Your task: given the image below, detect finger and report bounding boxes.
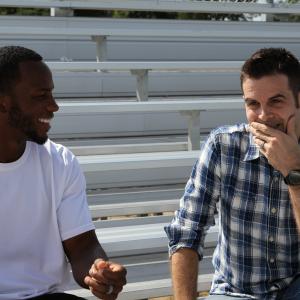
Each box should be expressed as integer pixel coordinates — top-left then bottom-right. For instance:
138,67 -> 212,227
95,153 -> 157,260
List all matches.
89,267 -> 110,285
294,108 -> 300,138
84,276 -> 108,293
286,114 -> 298,142
85,276 -> 116,299
250,122 -> 282,138
250,126 -> 270,144
102,266 -> 127,285
253,137 -> 266,149
94,259 -> 109,270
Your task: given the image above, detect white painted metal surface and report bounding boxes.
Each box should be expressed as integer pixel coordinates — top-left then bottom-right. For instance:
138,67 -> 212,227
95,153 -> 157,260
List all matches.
1,25 -> 300,40
47,60 -> 243,71
78,150 -> 199,172
47,61 -> 243,101
55,97 -> 244,150
57,98 -> 243,114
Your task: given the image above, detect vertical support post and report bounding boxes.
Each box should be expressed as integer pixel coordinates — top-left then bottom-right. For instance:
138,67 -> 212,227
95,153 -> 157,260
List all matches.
131,70 -> 149,101
180,111 -> 201,151
92,36 -> 107,62
50,8 -> 74,17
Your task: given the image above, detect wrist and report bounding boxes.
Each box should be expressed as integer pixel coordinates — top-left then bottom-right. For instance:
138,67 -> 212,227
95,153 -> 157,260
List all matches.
284,170 -> 300,186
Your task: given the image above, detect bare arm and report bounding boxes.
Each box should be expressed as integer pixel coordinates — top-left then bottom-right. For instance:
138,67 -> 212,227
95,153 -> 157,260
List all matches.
63,230 -> 126,299
63,230 -> 108,288
171,248 -> 199,300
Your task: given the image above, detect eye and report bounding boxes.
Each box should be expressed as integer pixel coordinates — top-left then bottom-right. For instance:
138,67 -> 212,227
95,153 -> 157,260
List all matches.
271,98 -> 283,105
245,100 -> 259,108
33,94 -> 47,101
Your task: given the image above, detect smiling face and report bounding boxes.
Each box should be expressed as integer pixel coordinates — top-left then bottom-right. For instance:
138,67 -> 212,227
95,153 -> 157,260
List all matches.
6,60 -> 59,144
243,73 -> 300,133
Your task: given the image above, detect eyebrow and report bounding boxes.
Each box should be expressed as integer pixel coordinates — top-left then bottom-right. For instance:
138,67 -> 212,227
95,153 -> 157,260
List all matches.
244,98 -> 256,103
244,93 -> 286,103
269,93 -> 286,100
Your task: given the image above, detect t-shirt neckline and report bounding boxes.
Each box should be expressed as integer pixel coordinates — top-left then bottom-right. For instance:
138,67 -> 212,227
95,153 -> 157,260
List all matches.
0,141 -> 31,171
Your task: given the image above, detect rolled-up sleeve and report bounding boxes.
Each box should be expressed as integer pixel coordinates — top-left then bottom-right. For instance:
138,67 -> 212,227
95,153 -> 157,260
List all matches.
164,131 -> 221,260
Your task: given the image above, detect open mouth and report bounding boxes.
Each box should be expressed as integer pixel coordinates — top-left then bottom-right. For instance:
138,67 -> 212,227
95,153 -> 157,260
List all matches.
38,118 -> 52,133
38,118 -> 51,124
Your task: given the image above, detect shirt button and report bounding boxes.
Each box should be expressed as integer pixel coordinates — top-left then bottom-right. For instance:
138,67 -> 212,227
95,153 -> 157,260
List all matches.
270,258 -> 275,263
271,207 -> 277,214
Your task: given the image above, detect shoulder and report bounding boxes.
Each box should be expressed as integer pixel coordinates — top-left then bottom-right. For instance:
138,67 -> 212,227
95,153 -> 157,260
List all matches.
204,123 -> 250,155
209,123 -> 249,143
29,139 -> 77,168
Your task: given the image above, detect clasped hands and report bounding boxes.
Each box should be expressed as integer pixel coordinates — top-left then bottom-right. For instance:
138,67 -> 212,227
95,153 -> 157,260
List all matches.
84,259 -> 127,300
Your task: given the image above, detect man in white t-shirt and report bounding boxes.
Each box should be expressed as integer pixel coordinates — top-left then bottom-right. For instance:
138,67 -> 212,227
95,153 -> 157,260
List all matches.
0,46 -> 126,300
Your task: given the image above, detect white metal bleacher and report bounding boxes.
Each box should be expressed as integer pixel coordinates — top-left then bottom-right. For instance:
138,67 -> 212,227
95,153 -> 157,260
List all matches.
1,20 -> 300,63
65,185 -> 219,300
55,96 -> 243,151
47,60 -> 243,101
2,1 -> 296,298
47,60 -> 245,145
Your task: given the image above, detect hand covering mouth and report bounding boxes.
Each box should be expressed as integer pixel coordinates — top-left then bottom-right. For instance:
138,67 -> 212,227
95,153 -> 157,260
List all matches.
257,119 -> 285,132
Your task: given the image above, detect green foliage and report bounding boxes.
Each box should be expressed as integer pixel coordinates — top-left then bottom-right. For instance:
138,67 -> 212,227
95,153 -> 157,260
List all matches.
287,0 -> 300,21
0,1 -> 299,22
0,7 -> 49,16
75,9 -> 245,21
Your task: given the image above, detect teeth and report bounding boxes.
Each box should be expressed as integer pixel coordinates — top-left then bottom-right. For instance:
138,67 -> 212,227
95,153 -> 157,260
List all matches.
39,118 -> 51,124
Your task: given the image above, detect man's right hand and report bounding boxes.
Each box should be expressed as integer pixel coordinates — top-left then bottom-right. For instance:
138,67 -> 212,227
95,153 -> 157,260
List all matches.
84,259 -> 127,300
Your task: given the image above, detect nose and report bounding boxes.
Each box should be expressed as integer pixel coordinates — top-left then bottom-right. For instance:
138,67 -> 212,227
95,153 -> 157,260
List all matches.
257,105 -> 272,121
46,95 -> 59,112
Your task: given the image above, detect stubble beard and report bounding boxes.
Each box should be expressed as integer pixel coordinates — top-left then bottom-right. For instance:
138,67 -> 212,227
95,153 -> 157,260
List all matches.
8,104 -> 48,145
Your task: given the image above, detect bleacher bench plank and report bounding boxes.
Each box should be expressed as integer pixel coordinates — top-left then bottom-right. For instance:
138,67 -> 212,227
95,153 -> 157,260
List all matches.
54,98 -> 244,150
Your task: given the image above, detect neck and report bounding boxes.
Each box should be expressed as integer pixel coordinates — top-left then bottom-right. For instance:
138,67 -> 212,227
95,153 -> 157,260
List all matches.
0,137 -> 27,163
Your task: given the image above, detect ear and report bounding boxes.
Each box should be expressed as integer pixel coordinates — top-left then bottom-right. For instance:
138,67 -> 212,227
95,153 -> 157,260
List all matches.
0,95 -> 10,113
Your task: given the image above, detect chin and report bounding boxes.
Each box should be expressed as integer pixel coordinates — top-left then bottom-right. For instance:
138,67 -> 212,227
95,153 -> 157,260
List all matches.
28,134 -> 48,145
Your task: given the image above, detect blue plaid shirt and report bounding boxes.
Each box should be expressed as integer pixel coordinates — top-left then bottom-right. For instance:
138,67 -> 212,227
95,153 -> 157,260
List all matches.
165,123 -> 300,299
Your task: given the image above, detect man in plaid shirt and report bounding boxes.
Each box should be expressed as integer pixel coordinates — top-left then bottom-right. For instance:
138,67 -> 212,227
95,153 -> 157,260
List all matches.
165,48 -> 300,300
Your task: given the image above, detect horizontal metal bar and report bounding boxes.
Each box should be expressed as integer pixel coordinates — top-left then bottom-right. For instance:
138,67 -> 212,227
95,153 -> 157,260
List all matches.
0,25 -> 300,40
56,98 -> 244,114
46,61 -> 243,71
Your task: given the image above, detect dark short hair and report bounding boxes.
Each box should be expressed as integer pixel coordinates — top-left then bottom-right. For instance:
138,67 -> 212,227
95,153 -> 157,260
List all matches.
240,48 -> 300,102
0,45 -> 42,95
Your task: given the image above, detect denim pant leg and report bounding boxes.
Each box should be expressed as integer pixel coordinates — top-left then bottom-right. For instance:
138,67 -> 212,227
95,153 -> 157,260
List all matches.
277,275 -> 300,300
203,295 -> 253,299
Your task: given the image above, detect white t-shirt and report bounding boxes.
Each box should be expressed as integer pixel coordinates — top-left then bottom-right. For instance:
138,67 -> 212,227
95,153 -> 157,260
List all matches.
0,140 -> 95,299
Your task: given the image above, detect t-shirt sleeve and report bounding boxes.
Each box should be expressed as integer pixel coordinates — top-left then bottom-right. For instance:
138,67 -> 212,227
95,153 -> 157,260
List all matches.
56,151 -> 95,241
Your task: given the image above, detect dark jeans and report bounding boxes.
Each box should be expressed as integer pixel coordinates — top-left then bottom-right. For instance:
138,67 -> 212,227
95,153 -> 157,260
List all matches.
205,275 -> 300,299
29,293 -> 86,300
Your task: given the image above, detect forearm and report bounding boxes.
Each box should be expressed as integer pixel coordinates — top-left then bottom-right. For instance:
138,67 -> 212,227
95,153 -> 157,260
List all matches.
63,230 -> 108,288
71,244 -> 108,288
171,248 -> 199,300
288,186 -> 300,232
